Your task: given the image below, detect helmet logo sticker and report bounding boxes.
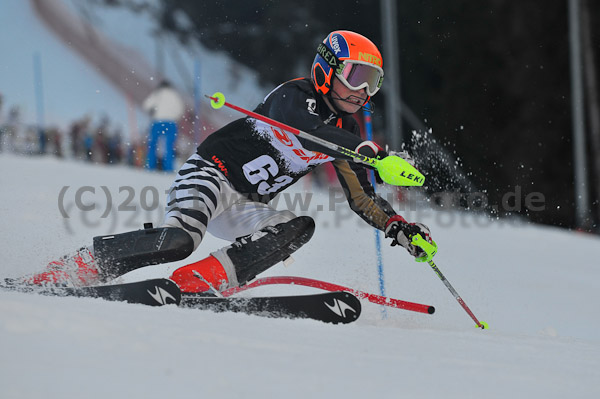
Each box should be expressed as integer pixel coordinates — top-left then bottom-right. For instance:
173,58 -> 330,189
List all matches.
358,52 -> 383,67
331,34 -> 342,54
329,33 -> 349,58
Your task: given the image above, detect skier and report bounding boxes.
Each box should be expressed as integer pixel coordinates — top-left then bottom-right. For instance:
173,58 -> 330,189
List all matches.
14,30 -> 434,292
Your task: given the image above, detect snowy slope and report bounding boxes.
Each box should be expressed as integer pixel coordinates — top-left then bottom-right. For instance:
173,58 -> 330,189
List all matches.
1,153 -> 599,399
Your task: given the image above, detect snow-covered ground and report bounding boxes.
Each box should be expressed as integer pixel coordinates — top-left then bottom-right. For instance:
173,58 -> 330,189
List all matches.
1,153 -> 599,398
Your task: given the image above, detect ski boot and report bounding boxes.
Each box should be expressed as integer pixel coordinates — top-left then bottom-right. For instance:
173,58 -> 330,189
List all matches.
10,247 -> 100,288
171,216 -> 315,293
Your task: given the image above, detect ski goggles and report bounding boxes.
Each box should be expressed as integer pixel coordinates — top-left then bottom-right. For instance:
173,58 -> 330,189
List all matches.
336,61 -> 384,96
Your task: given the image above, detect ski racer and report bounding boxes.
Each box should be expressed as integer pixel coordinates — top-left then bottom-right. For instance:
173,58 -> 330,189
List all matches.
14,30 -> 434,292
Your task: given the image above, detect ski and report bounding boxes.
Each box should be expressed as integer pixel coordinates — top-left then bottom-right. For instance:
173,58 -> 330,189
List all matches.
2,274 -> 431,323
180,291 -> 361,324
1,278 -> 181,306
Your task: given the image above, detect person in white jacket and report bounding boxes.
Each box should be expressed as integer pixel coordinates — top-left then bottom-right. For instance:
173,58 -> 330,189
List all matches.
142,80 -> 185,171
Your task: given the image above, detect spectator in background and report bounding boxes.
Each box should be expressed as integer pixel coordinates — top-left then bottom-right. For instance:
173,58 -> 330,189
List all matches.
46,126 -> 63,157
0,94 -> 4,152
107,125 -> 123,164
84,129 -> 94,162
38,125 -> 47,155
69,115 -> 91,159
142,80 -> 185,171
92,115 -> 110,163
127,139 -> 146,168
3,106 -> 21,153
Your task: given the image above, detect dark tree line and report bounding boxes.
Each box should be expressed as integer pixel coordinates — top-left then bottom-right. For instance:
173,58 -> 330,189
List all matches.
91,0 -> 600,231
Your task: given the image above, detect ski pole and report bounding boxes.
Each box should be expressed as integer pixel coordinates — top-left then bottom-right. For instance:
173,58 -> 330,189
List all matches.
412,234 -> 489,329
206,92 -> 424,187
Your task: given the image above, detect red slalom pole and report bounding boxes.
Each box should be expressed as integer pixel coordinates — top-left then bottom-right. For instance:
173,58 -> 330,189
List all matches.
205,93 -> 378,167
207,94 -> 302,135
221,276 -> 435,315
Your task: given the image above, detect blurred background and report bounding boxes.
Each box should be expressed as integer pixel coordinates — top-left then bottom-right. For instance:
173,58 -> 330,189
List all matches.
1,0 -> 599,233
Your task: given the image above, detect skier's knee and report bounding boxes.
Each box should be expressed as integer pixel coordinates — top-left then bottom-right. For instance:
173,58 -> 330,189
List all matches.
163,217 -> 203,250
259,209 -> 297,228
214,216 -> 315,285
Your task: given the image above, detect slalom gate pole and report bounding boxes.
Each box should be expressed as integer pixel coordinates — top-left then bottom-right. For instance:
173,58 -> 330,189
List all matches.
412,235 -> 488,329
221,276 -> 435,314
206,93 -> 375,164
205,92 -> 425,188
363,103 -> 387,319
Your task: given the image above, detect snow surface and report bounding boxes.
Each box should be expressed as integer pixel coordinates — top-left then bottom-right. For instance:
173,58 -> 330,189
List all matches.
1,153 -> 600,399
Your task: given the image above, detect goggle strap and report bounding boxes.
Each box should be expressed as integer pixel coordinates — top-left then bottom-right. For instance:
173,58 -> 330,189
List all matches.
316,43 -> 344,75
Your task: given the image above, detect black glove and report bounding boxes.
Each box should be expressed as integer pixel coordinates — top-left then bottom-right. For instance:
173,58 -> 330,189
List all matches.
384,215 -> 433,258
